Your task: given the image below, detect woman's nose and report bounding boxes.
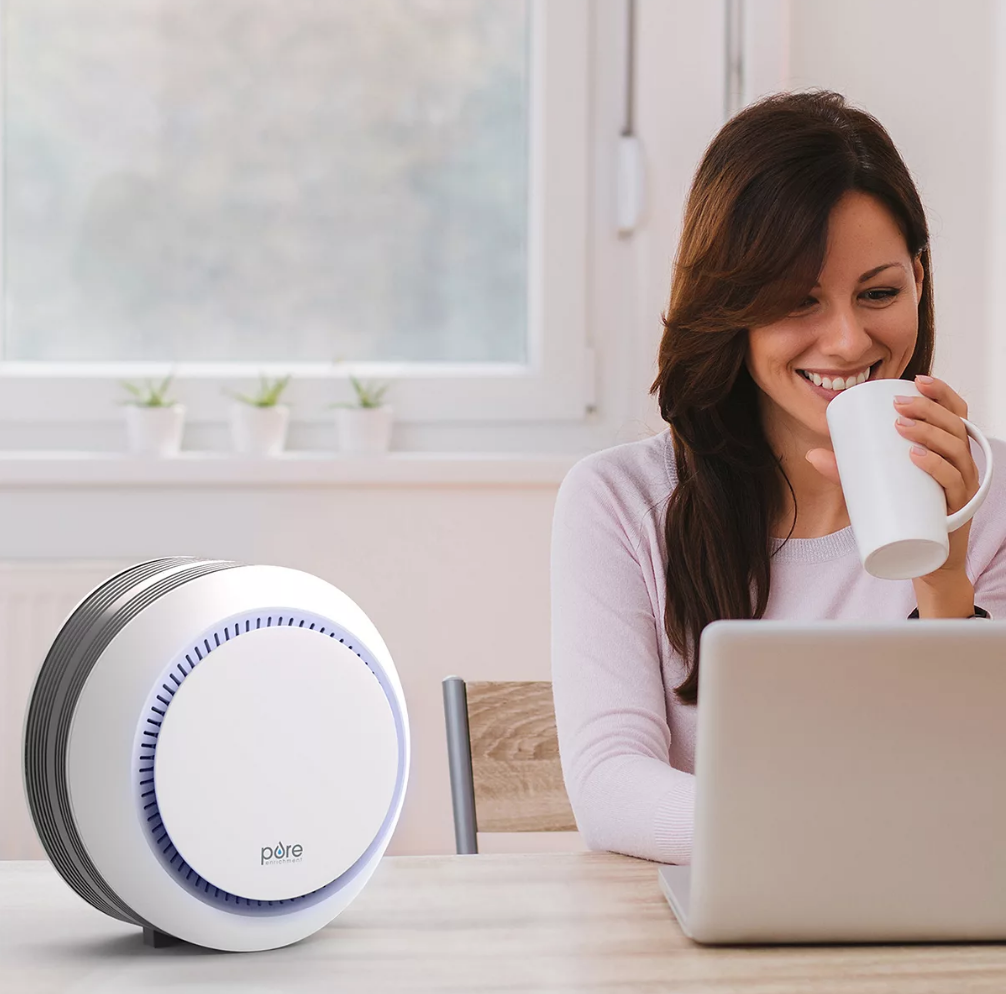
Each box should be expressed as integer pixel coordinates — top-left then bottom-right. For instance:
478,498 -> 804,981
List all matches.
819,304 -> 872,353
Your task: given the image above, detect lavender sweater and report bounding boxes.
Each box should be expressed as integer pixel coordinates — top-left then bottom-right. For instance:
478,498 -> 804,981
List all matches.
550,427 -> 1006,865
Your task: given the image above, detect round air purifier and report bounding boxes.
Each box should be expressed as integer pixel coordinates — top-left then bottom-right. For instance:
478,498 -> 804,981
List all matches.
21,558 -> 409,952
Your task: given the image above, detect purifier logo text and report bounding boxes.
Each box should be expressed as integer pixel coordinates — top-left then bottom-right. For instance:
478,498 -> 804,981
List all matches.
260,842 -> 304,866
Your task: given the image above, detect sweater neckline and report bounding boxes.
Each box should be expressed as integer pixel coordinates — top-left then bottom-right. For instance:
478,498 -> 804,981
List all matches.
660,427 -> 860,565
769,526 -> 858,563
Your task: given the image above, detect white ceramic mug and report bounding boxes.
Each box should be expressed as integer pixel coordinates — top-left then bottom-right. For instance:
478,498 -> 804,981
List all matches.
825,378 -> 994,580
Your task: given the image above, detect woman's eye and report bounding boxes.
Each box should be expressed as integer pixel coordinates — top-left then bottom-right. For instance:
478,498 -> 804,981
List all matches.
792,288 -> 900,313
863,288 -> 900,302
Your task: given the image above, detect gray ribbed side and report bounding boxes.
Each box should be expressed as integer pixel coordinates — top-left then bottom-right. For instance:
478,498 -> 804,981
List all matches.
23,557 -> 243,925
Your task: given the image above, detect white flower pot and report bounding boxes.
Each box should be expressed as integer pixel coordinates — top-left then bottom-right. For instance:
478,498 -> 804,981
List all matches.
125,404 -> 186,457
335,405 -> 394,454
229,402 -> 290,456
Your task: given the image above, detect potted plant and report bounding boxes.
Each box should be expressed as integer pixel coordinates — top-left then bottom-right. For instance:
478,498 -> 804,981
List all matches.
331,374 -> 394,453
119,373 -> 185,456
225,374 -> 292,456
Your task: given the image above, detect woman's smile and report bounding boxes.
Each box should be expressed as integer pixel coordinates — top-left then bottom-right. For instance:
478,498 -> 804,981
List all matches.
795,359 -> 883,400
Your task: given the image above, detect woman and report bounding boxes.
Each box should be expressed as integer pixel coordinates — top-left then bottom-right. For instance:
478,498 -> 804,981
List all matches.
550,89 -> 1006,865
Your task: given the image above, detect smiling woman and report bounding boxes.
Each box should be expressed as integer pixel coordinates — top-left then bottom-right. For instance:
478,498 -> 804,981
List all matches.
550,88 -> 1006,867
746,187 -> 928,533
649,89 -> 935,694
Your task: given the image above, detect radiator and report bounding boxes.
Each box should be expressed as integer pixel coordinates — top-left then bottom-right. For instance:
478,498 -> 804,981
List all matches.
0,561 -> 133,859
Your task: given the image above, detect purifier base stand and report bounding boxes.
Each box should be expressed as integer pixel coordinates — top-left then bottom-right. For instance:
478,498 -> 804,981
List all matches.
142,926 -> 182,948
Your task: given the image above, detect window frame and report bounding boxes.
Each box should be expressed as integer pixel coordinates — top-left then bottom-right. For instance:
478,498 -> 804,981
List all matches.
0,0 -> 593,426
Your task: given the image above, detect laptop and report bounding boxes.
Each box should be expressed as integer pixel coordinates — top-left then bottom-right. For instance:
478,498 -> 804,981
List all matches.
658,619 -> 1006,944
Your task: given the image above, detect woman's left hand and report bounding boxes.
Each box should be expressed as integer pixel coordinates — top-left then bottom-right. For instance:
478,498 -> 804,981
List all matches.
893,374 -> 979,583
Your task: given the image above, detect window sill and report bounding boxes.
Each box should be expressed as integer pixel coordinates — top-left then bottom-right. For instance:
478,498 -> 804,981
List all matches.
0,450 -> 582,488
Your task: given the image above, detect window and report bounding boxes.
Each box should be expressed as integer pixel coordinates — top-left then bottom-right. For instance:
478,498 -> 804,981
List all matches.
0,0 -> 592,426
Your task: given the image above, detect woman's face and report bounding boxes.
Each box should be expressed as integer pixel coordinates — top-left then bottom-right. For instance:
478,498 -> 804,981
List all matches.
745,189 -> 925,448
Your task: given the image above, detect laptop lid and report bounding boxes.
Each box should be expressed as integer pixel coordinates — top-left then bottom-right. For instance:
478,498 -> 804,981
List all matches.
685,619 -> 1006,944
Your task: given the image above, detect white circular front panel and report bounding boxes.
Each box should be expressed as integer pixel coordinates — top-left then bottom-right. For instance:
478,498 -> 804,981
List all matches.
154,625 -> 398,901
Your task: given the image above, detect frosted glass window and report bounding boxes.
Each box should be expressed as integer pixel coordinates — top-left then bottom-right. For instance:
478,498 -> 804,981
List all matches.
2,0 -> 529,363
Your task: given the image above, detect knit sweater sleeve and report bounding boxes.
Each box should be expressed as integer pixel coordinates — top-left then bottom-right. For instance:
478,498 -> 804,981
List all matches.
970,440 -> 1006,621
550,456 -> 696,865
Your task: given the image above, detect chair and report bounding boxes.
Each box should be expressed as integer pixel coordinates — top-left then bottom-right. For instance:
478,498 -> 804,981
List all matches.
441,676 -> 577,854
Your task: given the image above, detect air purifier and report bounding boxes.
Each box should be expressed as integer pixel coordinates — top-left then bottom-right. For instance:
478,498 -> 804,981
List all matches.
21,558 -> 410,952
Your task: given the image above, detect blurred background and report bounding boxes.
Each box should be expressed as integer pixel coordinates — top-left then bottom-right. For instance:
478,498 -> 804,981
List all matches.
1,0 -> 1002,858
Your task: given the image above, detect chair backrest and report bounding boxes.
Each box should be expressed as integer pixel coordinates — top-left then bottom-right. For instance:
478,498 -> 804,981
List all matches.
442,677 -> 577,854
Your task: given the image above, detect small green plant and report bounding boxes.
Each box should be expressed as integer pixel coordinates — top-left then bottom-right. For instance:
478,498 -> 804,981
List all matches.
328,357 -> 391,409
226,374 -> 292,407
331,375 -> 391,409
119,373 -> 176,407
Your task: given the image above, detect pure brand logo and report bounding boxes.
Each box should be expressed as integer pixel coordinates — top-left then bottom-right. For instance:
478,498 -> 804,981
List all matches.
261,842 -> 304,866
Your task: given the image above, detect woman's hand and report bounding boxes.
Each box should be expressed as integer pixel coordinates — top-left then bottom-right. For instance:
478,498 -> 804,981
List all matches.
804,374 -> 979,583
891,374 -> 979,582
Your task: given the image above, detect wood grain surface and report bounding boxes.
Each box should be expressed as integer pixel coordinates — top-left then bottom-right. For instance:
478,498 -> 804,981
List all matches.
465,681 -> 577,833
5,853 -> 1006,993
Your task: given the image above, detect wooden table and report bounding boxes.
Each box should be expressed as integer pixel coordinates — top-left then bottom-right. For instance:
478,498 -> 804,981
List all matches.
5,852 -> 1006,993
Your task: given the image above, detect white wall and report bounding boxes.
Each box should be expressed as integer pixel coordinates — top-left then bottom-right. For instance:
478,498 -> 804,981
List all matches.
989,0 -> 1006,438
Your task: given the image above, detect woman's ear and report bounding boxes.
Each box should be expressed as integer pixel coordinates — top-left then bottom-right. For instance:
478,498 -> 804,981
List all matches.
913,251 -> 925,296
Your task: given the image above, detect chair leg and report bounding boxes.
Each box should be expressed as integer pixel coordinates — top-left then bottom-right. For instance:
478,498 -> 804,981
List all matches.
442,676 -> 478,854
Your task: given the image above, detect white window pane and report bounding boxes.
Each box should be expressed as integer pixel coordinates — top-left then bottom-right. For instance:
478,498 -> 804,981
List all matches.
3,0 -> 529,363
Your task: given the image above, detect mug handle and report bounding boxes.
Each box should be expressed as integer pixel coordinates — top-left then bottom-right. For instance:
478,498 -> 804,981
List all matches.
945,419 -> 994,532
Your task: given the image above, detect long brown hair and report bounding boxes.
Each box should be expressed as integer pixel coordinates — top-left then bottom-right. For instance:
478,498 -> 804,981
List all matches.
650,88 -> 935,705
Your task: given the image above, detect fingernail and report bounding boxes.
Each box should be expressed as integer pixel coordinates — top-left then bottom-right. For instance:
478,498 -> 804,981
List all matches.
916,374 -> 934,384
911,444 -> 928,455
894,395 -> 913,404
896,415 -> 916,426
